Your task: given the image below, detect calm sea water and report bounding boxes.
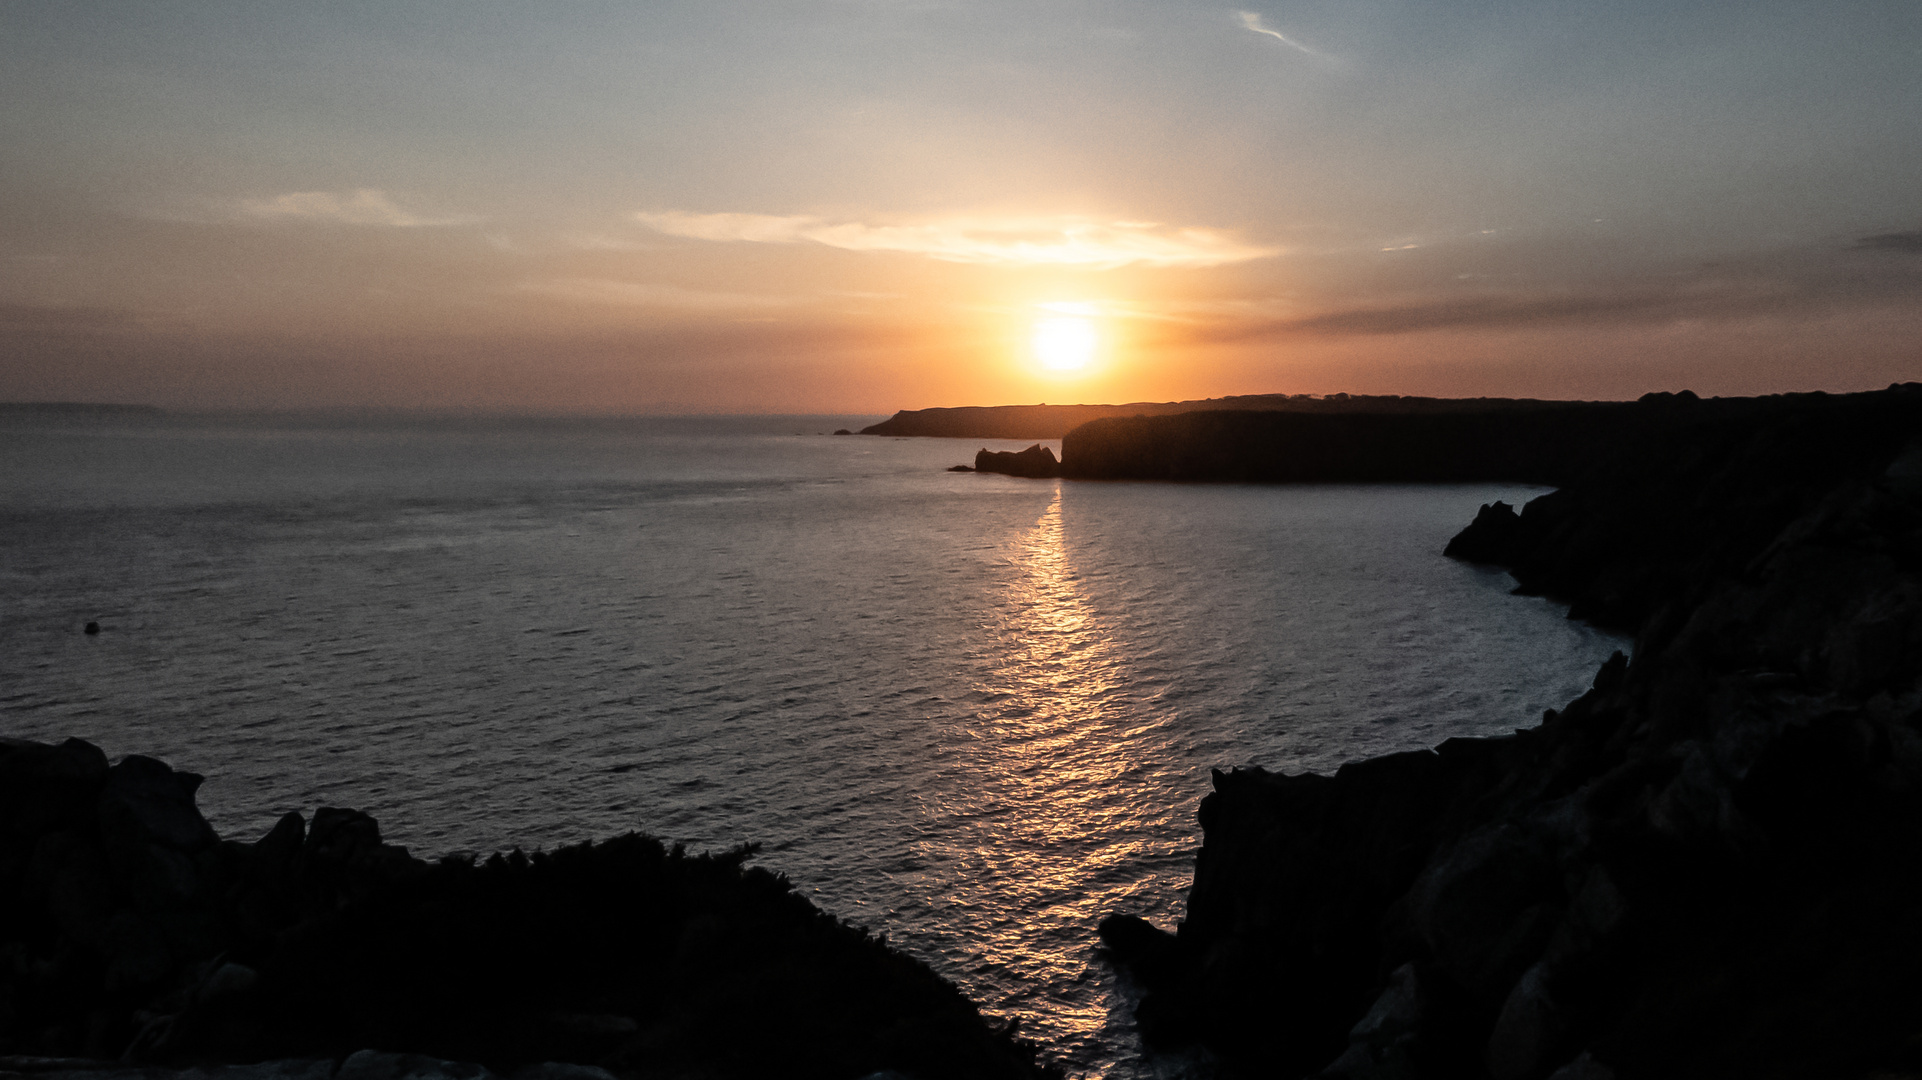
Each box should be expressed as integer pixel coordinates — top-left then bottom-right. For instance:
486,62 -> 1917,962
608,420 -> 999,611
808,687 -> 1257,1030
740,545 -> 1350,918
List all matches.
0,412 -> 1626,1077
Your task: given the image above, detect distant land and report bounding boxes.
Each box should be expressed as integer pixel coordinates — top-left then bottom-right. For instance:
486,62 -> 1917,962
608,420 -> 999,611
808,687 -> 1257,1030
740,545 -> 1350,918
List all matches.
0,401 -> 163,415
858,394 -> 1571,440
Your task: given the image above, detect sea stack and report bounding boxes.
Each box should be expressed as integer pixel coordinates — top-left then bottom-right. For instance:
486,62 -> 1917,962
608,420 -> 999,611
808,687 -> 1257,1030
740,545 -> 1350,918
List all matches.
973,444 -> 1061,478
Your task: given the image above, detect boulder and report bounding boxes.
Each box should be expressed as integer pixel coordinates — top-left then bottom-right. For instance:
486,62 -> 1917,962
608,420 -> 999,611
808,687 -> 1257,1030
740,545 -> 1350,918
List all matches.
1,737 -> 110,837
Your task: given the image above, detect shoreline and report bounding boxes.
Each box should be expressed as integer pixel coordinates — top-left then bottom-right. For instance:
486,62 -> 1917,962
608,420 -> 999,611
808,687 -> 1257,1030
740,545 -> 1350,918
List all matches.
1101,383 -> 1922,1077
0,742 -> 1056,1080
10,386 -> 1918,1078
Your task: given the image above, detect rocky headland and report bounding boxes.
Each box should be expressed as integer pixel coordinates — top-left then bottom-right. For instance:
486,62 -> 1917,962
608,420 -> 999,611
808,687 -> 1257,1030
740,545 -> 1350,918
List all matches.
861,394 -> 1566,440
0,743 -> 1055,1080
1099,383 -> 1922,1078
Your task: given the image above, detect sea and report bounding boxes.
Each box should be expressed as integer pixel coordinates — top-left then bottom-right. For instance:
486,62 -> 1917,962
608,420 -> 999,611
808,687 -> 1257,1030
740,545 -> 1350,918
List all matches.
0,411 -> 1628,1077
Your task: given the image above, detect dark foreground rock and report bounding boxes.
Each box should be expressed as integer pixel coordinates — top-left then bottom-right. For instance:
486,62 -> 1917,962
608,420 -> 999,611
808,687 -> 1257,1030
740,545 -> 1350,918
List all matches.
1104,385 -> 1922,1078
0,1049 -> 612,1080
973,445 -> 1060,479
0,744 -> 1055,1080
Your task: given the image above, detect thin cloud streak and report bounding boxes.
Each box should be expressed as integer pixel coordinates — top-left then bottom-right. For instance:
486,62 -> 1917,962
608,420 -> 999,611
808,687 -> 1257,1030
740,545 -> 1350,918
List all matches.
1197,281 -> 1906,343
1859,230 -> 1922,253
239,189 -> 475,228
631,211 -> 1280,269
517,278 -> 795,310
1236,11 -> 1332,61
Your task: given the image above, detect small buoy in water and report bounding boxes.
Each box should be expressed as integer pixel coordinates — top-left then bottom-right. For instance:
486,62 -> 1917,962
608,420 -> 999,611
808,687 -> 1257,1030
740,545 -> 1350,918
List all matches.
84,621 -> 100,635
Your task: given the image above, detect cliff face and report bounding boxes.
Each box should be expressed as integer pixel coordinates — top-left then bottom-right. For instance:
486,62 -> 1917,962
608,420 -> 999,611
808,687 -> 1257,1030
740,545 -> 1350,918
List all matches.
1103,385 -> 1922,1079
1060,406 -> 1614,484
1058,390 -> 1916,490
0,743 -> 1054,1080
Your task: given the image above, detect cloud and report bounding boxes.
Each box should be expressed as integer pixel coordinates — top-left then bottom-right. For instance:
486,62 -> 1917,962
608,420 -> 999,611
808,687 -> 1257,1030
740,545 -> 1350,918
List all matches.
1236,11 -> 1333,60
1858,230 -> 1922,253
516,278 -> 795,310
1199,279 -> 1812,341
239,189 -> 474,227
0,302 -> 173,336
631,211 -> 1279,269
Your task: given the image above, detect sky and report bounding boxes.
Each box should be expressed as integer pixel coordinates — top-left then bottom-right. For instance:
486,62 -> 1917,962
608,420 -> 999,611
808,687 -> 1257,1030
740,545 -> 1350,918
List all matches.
2,0 -> 1920,413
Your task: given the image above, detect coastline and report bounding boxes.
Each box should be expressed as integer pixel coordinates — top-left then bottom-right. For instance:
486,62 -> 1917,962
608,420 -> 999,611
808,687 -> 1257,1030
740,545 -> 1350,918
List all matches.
9,386 -> 1918,1078
0,742 -> 1055,1080
860,394 -> 1577,441
1101,384 -> 1922,1077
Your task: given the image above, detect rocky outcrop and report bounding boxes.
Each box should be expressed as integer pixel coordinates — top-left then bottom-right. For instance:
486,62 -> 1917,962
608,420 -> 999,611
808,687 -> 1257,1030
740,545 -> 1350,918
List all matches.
1103,384 -> 1922,1078
0,743 -> 1054,1080
973,445 -> 1060,479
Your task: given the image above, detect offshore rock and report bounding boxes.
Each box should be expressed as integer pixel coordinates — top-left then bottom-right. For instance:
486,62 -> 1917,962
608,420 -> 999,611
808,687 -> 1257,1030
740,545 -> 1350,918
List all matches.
1105,385 -> 1922,1078
0,747 -> 1055,1080
974,444 -> 1060,479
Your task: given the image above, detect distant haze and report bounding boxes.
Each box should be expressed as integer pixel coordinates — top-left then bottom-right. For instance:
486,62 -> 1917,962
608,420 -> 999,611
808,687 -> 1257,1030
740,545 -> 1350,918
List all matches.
3,1 -> 1919,412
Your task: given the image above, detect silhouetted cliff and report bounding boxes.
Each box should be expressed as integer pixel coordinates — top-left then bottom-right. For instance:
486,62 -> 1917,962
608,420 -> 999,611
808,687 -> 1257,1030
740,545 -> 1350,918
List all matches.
1103,384 -> 1922,1079
0,742 -> 1055,1080
861,394 -> 1568,440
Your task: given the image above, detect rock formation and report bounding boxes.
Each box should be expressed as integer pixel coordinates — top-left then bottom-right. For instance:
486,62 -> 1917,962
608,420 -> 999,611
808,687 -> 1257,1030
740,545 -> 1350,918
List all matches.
1103,384 -> 1922,1079
0,741 -> 1055,1080
973,445 -> 1060,479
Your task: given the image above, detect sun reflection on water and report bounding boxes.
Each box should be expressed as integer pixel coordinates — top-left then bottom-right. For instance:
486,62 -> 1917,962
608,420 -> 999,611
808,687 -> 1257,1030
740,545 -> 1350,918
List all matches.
916,485 -> 1175,1065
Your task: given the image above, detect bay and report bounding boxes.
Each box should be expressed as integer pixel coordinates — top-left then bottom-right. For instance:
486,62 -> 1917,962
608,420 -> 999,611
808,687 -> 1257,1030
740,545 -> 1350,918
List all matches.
0,412 -> 1626,1076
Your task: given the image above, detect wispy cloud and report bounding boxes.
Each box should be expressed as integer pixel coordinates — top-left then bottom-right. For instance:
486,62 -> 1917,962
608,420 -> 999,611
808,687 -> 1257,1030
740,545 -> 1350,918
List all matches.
1858,230 -> 1922,253
0,302 -> 168,335
1236,11 -> 1333,60
517,278 -> 795,310
239,189 -> 474,228
631,211 -> 1279,269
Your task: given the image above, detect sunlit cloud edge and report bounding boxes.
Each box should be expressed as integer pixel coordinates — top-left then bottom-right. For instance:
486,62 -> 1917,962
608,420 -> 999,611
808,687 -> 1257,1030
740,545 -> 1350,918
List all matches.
239,189 -> 478,228
1236,11 -> 1336,62
631,210 -> 1281,270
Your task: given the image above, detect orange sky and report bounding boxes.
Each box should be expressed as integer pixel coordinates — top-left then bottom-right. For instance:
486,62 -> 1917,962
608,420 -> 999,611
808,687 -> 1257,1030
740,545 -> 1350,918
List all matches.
4,2 -> 1919,412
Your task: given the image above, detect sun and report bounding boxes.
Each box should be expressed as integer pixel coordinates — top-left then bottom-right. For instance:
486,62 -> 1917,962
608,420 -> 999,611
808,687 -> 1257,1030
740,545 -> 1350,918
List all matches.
1031,309 -> 1098,373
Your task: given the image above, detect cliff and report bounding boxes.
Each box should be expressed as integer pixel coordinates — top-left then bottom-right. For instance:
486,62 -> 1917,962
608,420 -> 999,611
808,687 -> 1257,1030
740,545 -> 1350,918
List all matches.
0,743 -> 1054,1080
860,394 -> 1570,440
1102,384 -> 1922,1079
1053,390 -> 1918,487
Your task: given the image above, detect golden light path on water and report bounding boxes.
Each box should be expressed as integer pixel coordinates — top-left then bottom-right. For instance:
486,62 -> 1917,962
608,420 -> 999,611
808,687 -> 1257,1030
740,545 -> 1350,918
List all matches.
923,485 -> 1154,1048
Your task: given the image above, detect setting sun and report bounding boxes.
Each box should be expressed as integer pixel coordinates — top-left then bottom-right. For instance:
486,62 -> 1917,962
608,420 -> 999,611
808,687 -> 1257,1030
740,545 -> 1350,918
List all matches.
1032,314 -> 1098,372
